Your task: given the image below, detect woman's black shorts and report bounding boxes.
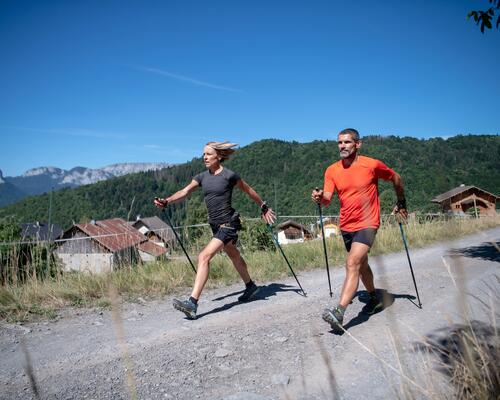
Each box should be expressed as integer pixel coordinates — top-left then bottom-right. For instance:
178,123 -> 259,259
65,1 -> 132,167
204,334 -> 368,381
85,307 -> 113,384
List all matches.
210,213 -> 242,245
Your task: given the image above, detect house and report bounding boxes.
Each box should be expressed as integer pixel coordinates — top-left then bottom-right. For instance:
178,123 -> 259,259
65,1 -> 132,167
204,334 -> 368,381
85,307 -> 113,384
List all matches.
55,218 -> 166,273
20,221 -> 63,242
130,216 -> 175,249
431,185 -> 499,217
316,217 -> 339,238
322,221 -> 340,238
277,220 -> 314,244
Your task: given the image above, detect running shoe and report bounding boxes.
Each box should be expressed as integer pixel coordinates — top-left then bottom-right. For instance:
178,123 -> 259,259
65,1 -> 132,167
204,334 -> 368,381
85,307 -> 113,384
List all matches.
238,284 -> 261,302
172,298 -> 197,319
322,307 -> 344,333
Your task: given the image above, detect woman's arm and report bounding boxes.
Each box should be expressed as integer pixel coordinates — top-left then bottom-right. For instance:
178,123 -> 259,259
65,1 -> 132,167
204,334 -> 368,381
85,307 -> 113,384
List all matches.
154,180 -> 199,208
236,179 -> 276,224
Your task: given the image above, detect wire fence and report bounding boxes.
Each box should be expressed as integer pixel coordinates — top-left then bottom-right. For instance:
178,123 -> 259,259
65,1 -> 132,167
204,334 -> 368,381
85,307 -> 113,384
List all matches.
0,212 -> 490,285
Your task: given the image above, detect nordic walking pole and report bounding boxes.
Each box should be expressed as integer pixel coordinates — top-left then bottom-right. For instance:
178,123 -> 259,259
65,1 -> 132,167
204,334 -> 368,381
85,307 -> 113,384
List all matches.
316,187 -> 333,297
157,202 -> 197,274
267,224 -> 307,297
397,217 -> 422,308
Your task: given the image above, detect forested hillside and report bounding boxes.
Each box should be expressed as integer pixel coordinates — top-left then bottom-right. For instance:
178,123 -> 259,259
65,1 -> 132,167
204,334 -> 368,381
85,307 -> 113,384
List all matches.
1,135 -> 498,229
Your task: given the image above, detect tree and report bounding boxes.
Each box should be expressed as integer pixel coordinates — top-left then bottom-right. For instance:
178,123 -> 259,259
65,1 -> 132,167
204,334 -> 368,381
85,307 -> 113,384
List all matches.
468,0 -> 500,33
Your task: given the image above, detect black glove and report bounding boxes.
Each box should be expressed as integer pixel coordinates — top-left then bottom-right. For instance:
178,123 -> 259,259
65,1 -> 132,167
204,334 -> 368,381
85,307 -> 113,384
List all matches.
395,198 -> 407,211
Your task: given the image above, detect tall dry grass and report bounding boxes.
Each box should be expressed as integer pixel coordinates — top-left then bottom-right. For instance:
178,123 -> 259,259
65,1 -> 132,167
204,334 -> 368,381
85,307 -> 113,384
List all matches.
0,215 -> 498,322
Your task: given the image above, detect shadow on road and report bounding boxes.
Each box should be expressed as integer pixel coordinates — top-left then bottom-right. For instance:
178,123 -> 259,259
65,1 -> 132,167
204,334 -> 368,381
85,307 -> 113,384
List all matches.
449,241 -> 500,263
329,289 -> 416,334
195,283 -> 301,319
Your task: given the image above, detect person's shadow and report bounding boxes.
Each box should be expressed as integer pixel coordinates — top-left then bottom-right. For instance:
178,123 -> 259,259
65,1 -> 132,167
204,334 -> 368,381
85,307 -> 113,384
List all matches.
449,241 -> 500,262
194,283 -> 301,319
329,289 -> 416,335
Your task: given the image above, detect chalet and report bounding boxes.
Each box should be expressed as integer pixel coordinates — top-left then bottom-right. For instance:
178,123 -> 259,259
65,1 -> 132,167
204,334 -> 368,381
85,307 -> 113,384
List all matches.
431,185 -> 498,217
55,218 -> 166,273
277,220 -> 314,244
130,216 -> 175,249
20,221 -> 63,242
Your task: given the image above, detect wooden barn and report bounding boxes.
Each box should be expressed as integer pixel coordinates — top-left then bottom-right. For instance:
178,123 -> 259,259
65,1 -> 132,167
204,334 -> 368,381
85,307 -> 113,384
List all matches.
431,185 -> 498,217
131,216 -> 175,250
277,220 -> 314,244
56,218 -> 166,273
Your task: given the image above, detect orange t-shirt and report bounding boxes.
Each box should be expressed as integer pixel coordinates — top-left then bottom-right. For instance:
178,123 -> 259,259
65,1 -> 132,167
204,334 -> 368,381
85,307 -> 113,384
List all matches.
323,155 -> 395,232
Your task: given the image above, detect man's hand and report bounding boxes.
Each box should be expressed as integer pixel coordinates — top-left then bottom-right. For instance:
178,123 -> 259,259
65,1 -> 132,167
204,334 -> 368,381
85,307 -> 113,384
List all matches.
154,197 -> 168,209
311,188 -> 323,204
393,198 -> 408,220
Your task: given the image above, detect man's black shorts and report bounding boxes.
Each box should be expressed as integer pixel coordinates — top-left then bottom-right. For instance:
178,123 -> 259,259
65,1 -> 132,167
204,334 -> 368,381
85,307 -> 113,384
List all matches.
341,228 -> 377,252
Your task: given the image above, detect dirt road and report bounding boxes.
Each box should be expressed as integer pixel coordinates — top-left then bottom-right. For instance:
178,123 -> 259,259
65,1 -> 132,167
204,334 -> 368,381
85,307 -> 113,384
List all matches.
1,228 -> 499,400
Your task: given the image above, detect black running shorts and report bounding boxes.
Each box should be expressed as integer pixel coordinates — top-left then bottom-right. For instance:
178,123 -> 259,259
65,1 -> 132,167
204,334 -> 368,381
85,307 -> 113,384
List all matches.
341,228 -> 377,252
210,224 -> 238,245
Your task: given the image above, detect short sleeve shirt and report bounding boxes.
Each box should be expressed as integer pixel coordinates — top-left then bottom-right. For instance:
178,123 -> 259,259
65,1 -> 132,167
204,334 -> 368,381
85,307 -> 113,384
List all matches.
193,168 -> 241,226
323,155 -> 395,232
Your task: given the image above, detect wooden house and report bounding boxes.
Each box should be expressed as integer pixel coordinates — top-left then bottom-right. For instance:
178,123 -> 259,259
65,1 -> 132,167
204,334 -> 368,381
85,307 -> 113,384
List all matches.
277,220 -> 314,244
431,185 -> 498,217
131,216 -> 175,249
20,221 -> 63,242
56,218 -> 166,273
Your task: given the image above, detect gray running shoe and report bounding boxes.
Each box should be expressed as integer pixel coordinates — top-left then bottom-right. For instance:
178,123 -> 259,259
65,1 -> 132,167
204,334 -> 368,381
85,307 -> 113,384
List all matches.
172,298 -> 197,319
363,295 -> 384,315
238,285 -> 261,302
322,307 -> 344,333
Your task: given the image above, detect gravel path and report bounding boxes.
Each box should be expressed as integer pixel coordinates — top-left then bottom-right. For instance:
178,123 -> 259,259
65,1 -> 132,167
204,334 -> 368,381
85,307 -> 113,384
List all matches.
1,227 -> 499,400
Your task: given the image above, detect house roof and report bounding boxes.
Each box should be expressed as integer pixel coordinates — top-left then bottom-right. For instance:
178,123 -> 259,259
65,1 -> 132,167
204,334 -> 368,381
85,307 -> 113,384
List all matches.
21,222 -> 63,241
277,219 -> 311,234
70,218 -> 147,253
137,241 -> 167,257
132,216 -> 174,242
431,185 -> 499,203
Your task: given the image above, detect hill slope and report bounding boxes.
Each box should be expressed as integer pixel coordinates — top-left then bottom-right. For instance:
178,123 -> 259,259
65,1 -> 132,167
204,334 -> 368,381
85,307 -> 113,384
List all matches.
0,135 -> 498,229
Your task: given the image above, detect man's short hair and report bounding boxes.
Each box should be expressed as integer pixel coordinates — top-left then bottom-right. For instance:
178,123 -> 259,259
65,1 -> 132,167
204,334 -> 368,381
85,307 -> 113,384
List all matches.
339,128 -> 360,141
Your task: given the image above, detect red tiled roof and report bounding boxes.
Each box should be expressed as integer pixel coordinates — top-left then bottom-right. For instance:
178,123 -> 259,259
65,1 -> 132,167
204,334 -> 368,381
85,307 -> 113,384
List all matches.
137,241 -> 168,257
75,218 -> 147,252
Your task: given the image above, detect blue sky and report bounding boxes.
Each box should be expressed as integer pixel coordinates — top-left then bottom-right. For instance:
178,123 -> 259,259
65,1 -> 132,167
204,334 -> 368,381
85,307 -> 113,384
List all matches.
1,0 -> 499,177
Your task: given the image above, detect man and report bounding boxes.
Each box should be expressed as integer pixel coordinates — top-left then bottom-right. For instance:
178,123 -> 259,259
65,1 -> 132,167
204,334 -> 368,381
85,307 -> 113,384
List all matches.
312,128 -> 408,332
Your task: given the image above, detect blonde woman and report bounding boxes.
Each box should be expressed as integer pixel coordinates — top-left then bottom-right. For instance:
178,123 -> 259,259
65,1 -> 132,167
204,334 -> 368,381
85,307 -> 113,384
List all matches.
154,141 -> 276,319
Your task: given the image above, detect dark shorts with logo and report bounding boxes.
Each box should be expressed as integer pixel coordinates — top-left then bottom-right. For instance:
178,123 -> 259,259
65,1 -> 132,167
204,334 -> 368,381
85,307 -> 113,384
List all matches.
210,213 -> 242,245
341,228 -> 377,252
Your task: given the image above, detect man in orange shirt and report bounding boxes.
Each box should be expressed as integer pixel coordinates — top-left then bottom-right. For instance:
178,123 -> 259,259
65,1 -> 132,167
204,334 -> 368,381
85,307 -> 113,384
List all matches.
312,128 -> 408,332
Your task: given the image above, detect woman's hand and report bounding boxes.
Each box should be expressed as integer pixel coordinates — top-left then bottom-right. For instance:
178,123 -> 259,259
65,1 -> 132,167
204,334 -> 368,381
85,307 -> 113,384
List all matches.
262,207 -> 276,225
153,197 -> 168,209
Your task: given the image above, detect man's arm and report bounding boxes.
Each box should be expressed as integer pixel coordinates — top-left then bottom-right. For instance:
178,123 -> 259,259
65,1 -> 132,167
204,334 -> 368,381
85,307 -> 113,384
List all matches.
391,172 -> 408,218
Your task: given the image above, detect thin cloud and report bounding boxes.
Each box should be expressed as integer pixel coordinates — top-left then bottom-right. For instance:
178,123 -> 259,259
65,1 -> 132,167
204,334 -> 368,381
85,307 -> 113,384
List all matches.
136,66 -> 244,93
8,127 -> 127,139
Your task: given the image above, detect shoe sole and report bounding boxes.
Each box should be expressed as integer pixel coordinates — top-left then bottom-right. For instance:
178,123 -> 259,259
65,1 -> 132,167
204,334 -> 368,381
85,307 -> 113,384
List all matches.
322,309 -> 343,333
238,286 -> 261,303
172,300 -> 197,320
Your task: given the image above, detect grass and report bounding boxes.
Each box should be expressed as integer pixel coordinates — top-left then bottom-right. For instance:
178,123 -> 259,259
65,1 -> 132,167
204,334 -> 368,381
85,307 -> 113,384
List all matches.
0,215 -> 498,322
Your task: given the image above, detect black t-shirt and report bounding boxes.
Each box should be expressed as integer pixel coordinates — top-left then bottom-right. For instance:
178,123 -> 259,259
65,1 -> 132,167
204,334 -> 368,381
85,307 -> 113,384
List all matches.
193,168 -> 241,226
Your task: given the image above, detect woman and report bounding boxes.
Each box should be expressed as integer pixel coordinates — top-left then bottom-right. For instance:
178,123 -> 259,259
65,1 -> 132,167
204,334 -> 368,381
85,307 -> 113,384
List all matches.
154,141 -> 276,319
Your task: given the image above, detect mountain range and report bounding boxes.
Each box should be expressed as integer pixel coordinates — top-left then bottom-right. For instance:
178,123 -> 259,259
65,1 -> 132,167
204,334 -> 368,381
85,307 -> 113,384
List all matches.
0,163 -> 170,207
